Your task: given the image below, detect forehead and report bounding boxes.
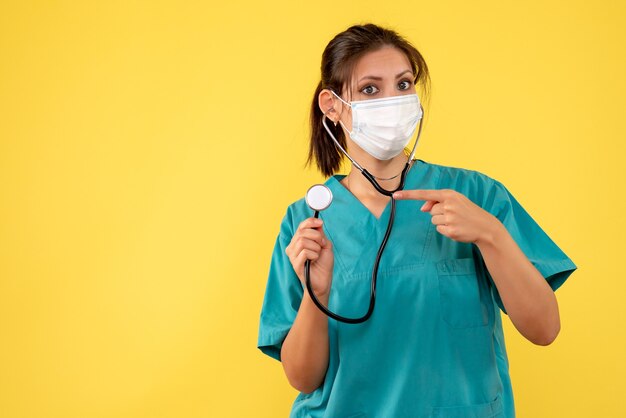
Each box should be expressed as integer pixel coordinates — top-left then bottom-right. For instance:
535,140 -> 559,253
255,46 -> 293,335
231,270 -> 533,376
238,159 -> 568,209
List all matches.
352,46 -> 412,79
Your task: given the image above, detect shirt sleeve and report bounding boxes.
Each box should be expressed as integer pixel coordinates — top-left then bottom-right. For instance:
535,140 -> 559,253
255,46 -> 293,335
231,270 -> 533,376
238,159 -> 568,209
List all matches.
257,213 -> 303,361
480,179 -> 577,314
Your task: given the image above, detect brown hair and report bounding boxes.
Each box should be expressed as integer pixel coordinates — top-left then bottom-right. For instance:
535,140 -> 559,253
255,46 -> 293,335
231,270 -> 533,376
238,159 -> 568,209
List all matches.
307,23 -> 431,177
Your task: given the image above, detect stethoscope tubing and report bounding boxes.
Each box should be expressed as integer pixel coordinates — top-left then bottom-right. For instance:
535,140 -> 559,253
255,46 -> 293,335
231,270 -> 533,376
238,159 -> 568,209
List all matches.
305,196 -> 398,323
303,111 -> 424,323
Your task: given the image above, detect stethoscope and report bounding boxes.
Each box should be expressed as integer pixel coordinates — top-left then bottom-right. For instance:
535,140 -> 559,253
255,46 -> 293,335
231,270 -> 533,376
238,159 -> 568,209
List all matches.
303,109 -> 424,324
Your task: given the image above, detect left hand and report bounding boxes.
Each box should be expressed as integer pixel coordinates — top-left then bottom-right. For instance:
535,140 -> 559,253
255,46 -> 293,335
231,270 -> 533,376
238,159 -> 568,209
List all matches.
393,189 -> 500,244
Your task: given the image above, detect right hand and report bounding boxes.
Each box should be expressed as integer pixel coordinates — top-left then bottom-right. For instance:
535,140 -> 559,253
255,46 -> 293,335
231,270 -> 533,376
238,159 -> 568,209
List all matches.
285,217 -> 334,297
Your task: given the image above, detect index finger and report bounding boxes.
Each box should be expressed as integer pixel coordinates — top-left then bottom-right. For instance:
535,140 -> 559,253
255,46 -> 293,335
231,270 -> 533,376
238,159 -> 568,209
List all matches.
393,189 -> 445,201
297,217 -> 324,232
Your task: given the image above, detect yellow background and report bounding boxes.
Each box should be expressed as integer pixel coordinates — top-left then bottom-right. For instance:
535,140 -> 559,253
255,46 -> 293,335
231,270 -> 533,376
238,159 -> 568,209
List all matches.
1,1 -> 624,417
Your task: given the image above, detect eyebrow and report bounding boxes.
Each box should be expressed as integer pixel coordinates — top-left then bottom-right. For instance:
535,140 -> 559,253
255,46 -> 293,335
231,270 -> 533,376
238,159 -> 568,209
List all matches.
358,70 -> 413,83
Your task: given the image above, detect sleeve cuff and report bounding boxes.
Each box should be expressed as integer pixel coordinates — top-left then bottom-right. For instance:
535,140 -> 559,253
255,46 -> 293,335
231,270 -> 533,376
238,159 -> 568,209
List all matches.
532,258 -> 578,292
257,328 -> 290,361
492,258 -> 577,315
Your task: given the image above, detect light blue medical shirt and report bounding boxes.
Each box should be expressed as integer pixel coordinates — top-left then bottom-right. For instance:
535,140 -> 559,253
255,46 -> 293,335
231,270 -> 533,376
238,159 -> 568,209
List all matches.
257,160 -> 577,418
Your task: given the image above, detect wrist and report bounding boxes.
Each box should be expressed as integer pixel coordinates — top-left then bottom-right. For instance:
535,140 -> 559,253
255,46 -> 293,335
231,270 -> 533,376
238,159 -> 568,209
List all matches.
475,215 -> 507,249
303,286 -> 330,306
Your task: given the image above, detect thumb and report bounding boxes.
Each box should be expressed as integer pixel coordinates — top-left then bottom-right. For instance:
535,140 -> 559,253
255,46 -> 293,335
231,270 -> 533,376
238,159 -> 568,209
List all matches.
318,228 -> 332,249
421,200 -> 437,212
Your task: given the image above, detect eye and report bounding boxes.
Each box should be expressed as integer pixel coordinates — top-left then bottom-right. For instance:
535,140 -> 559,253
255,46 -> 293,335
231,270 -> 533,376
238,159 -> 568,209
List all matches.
398,80 -> 412,90
360,85 -> 379,95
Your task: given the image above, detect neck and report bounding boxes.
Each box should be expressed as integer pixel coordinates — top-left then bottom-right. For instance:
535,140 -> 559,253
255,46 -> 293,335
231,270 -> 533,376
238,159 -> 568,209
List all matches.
345,151 -> 410,197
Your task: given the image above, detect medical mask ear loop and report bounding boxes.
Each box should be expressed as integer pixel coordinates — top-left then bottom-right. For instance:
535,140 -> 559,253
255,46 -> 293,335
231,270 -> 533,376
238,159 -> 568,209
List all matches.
302,112 -> 424,324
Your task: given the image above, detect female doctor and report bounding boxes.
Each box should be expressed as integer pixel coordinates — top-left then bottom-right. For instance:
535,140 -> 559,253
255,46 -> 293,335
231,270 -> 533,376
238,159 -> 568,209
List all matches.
257,23 -> 576,418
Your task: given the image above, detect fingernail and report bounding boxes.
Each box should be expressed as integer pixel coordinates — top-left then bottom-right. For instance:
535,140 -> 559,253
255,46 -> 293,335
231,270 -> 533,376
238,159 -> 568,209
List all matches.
393,191 -> 402,199
420,203 -> 427,211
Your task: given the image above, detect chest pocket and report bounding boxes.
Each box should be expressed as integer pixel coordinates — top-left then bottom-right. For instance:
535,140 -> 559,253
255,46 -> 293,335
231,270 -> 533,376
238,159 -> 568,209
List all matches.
437,258 -> 489,328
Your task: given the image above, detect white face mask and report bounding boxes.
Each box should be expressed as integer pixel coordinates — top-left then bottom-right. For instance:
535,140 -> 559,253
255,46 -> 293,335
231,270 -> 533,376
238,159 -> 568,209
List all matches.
332,91 -> 423,161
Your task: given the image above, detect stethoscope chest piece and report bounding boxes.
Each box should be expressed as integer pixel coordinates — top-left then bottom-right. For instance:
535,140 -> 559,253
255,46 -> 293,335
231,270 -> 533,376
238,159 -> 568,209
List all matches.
306,184 -> 333,212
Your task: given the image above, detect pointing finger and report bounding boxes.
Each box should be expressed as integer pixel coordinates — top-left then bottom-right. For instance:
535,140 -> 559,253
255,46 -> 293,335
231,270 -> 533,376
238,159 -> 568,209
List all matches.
393,189 -> 445,201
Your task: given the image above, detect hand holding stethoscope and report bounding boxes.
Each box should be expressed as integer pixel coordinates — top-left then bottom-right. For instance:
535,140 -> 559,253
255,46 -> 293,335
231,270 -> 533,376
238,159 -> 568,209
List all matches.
285,187 -> 335,299
393,188 -> 500,245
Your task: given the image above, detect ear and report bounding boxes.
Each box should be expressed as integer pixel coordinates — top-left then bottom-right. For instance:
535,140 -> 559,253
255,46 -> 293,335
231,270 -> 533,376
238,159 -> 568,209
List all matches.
318,89 -> 342,123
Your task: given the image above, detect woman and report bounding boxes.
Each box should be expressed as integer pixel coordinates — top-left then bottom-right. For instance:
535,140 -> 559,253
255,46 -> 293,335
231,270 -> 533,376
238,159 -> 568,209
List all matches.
257,23 -> 576,418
